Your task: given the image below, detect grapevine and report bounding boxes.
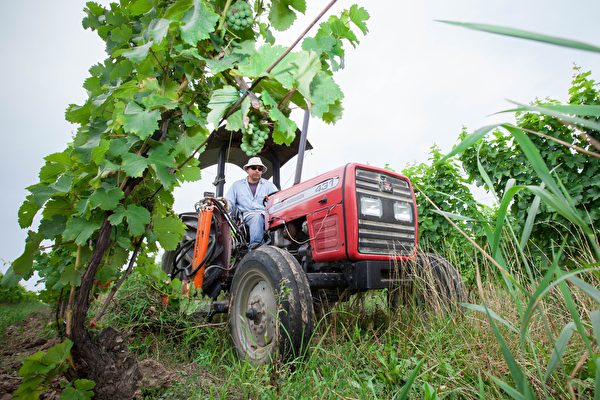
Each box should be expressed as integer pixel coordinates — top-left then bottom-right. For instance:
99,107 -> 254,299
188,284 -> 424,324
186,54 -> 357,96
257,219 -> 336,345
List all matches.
227,1 -> 253,31
7,0 -> 369,396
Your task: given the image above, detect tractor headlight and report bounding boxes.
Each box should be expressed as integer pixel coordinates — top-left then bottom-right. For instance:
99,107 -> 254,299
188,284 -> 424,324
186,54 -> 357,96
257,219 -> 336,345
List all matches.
360,197 -> 382,218
393,201 -> 413,222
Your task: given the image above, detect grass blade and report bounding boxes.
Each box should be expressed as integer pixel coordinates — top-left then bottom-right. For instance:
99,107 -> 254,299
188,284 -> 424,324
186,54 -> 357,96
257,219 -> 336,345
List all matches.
508,101 -> 600,133
519,185 -> 543,250
504,125 -> 564,198
431,209 -> 474,221
478,373 -> 486,400
476,144 -> 499,203
396,358 -> 425,400
501,103 -> 600,118
568,277 -> 600,304
439,124 -> 500,163
520,257 -> 559,344
491,185 -> 524,256
526,186 -> 590,233
592,310 -> 600,345
490,376 -> 526,400
437,20 -> 600,54
544,322 -> 576,381
461,303 -> 519,334
556,278 -> 595,355
483,305 -> 534,397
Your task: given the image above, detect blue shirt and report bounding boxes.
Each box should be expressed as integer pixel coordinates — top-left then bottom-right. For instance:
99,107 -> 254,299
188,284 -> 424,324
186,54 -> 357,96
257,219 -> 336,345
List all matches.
225,177 -> 278,220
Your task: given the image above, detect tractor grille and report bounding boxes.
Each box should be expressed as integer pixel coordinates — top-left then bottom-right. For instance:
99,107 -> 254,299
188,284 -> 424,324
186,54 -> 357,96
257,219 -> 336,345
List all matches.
355,169 -> 416,256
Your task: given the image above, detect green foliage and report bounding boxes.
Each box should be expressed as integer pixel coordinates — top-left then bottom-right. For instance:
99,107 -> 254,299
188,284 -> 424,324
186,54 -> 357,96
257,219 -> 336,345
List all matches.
0,272 -> 37,304
11,1 -> 369,305
458,67 -> 600,262
60,379 -> 96,400
14,339 -> 83,399
400,145 -> 487,281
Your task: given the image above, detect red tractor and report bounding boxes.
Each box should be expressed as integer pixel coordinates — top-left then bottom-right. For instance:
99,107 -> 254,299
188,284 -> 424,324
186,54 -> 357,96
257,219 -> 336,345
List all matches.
162,124 -> 466,364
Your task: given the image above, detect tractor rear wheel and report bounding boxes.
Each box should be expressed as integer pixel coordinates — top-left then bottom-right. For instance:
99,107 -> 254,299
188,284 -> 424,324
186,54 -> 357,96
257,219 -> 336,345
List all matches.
389,252 -> 466,312
161,212 -> 222,298
229,246 -> 314,364
161,212 -> 198,280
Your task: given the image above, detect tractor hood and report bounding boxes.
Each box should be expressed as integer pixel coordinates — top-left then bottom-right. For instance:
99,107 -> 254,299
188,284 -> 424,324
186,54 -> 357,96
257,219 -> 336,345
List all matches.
198,126 -> 312,179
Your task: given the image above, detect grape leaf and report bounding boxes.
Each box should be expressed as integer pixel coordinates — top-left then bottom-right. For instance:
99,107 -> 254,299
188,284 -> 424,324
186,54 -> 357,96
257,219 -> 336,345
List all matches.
123,102 -> 161,139
207,86 -> 239,127
225,97 -> 251,132
321,99 -> 344,123
180,0 -> 219,45
123,205 -> 151,236
18,196 -> 41,228
108,205 -> 151,236
148,144 -> 177,188
129,0 -> 154,16
309,71 -> 344,118
178,160 -> 201,182
349,5 -> 369,35
147,18 -> 171,44
12,231 -> 44,276
261,91 -> 297,145
74,379 -> 96,391
89,187 -> 124,210
121,152 -> 149,177
39,215 -> 67,239
288,51 -> 321,100
237,44 -> 286,78
65,103 -> 91,124
268,0 -> 306,31
27,183 -> 57,206
141,94 -> 179,110
122,41 -> 153,63
41,339 -> 73,366
165,0 -> 193,20
152,215 -> 186,250
92,139 -> 110,165
204,54 -> 242,74
59,263 -> 82,287
39,162 -> 65,182
63,216 -> 103,245
51,173 -> 73,193
110,25 -> 133,47
174,125 -> 207,156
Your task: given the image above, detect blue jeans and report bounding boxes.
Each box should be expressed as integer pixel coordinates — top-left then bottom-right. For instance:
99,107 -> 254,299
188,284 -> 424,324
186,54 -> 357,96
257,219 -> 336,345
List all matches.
244,212 -> 265,246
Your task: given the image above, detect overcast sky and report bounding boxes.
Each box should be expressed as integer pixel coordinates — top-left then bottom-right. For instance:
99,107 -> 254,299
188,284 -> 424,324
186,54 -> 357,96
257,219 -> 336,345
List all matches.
1,1 -> 599,286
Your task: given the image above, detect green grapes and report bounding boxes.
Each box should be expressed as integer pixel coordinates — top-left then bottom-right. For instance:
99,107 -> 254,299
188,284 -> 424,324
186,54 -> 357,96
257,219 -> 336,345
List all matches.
226,1 -> 253,31
241,114 -> 269,156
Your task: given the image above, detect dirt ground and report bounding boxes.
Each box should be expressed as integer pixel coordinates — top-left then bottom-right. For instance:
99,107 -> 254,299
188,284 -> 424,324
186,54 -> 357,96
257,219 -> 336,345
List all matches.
0,308 -> 60,399
0,309 -> 176,399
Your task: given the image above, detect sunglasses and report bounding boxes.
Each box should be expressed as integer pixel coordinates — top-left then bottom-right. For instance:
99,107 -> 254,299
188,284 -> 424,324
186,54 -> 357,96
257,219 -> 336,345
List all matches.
248,165 -> 263,172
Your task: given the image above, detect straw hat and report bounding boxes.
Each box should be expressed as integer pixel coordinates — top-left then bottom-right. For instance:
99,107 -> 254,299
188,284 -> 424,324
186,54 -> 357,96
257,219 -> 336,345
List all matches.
243,156 -> 267,172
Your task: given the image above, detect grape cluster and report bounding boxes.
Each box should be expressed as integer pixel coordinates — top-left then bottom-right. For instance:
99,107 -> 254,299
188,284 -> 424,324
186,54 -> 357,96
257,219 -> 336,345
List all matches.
226,1 -> 253,31
241,115 -> 269,156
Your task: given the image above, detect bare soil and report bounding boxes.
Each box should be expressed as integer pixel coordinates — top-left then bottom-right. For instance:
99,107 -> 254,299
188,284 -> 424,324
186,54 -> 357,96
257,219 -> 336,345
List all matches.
0,308 -> 178,399
0,308 -> 60,399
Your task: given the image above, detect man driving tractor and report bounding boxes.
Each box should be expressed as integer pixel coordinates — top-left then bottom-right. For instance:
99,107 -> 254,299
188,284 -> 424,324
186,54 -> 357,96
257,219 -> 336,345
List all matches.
225,156 -> 278,248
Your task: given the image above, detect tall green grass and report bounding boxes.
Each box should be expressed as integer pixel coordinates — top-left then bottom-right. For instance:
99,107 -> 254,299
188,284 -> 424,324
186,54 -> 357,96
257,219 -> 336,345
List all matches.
436,21 -> 600,399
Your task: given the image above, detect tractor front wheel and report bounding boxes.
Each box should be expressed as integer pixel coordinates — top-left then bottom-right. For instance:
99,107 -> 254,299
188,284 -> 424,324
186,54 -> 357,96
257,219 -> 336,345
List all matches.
229,246 -> 314,364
